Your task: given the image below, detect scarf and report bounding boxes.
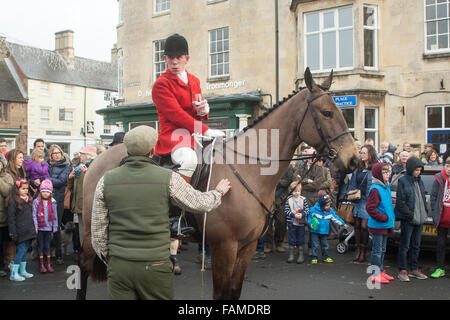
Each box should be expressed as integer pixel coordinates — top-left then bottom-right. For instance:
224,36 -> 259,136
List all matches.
37,197 -> 55,227
74,159 -> 92,179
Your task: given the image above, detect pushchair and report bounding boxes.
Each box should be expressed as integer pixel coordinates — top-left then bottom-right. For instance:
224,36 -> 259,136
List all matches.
336,224 -> 372,254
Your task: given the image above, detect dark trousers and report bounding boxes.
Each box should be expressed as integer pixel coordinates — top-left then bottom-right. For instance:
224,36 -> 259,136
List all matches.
370,233 -> 388,273
436,227 -> 449,269
256,236 -> 266,253
14,240 -> 30,264
51,201 -> 64,258
38,231 -> 53,256
0,226 -> 7,269
310,233 -> 329,259
398,221 -> 422,271
287,225 -> 305,247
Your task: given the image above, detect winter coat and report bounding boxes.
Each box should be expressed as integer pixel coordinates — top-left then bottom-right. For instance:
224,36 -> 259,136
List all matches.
152,69 -> 209,155
0,171 -> 14,227
23,159 -> 50,182
394,157 -> 427,223
48,158 -> 71,203
32,197 -> 58,232
431,168 -> 448,227
308,203 -> 346,235
8,197 -> 36,244
294,163 -> 326,205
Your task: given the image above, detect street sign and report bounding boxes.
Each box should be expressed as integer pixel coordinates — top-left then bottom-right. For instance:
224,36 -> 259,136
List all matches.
333,95 -> 357,107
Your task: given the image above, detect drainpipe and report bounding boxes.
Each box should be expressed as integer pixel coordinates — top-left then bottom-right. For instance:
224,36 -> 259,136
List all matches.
275,0 -> 280,104
84,87 -> 87,147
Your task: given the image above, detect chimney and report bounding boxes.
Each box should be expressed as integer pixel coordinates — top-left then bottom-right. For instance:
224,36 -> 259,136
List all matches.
111,44 -> 118,64
55,30 -> 75,69
0,36 -> 10,58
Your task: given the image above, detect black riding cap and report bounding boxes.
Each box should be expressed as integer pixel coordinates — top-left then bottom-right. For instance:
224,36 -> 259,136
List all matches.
164,33 -> 189,56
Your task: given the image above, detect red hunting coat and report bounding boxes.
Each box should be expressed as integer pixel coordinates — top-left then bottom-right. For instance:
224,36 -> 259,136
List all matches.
152,69 -> 210,155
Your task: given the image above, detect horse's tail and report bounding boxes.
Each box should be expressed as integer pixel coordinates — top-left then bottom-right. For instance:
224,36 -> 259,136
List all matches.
90,255 -> 107,282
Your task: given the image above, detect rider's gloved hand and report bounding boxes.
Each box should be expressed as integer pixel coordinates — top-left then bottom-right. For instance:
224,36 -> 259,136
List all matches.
194,100 -> 209,117
205,129 -> 225,138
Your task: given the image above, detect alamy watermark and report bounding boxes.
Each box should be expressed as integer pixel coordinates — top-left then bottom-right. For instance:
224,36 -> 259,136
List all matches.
66,265 -> 81,290
171,121 -> 281,176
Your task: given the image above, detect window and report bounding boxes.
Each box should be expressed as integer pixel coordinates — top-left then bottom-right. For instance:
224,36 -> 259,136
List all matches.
154,40 -> 167,80
40,109 -> 50,127
363,5 -> 378,69
425,0 -> 450,52
104,91 -> 111,101
341,108 -> 355,138
427,105 -> 450,153
364,108 -> 378,149
40,82 -> 49,96
209,27 -> 230,78
0,104 -> 7,121
118,0 -> 123,24
64,111 -> 73,129
65,85 -> 72,97
304,6 -> 353,72
154,0 -> 170,14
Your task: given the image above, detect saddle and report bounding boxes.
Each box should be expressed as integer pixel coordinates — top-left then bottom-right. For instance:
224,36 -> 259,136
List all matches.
152,142 -> 213,240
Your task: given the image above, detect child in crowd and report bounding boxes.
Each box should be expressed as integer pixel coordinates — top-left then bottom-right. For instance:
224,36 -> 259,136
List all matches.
285,181 -> 310,264
308,192 -> 347,264
32,179 -> 58,273
366,163 -> 395,284
24,149 -> 50,197
430,157 -> 450,279
378,142 -> 394,167
395,157 -> 428,281
7,179 -> 36,281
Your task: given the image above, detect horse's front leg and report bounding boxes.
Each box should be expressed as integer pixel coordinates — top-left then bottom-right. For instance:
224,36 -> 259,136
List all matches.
230,240 -> 258,300
210,240 -> 238,300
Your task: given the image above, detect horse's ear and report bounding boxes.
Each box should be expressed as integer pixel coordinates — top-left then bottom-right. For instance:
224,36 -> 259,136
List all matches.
321,69 -> 333,91
304,67 -> 316,91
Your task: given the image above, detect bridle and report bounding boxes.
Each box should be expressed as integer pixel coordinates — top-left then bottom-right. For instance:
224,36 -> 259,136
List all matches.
301,88 -> 352,160
214,87 -> 353,237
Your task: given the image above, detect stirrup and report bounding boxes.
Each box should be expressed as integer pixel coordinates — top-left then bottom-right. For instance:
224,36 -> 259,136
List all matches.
170,214 -> 195,239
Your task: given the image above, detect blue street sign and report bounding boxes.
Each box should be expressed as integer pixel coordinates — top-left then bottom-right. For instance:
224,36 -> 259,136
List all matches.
333,95 -> 357,107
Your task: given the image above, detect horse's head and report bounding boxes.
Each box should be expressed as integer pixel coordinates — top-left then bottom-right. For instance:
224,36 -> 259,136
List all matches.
298,68 -> 359,174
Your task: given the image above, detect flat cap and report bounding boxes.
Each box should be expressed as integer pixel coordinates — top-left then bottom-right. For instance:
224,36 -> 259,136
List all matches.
124,125 -> 158,156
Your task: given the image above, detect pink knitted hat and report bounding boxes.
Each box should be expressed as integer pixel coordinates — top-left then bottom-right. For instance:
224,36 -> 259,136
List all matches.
40,179 -> 53,193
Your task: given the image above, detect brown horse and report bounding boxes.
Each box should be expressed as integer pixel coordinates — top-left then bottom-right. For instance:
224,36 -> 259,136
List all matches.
77,68 -> 359,300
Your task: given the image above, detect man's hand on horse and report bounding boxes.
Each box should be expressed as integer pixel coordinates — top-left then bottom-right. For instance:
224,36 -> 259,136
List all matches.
215,178 -> 231,195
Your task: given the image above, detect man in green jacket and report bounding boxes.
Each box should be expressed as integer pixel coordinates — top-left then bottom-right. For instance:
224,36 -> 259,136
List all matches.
91,125 -> 230,300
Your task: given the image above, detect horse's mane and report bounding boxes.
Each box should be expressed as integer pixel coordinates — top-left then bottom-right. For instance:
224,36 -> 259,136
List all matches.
228,87 -> 306,141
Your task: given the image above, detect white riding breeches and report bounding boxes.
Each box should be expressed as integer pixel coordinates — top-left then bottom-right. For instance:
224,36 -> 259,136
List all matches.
171,147 -> 198,178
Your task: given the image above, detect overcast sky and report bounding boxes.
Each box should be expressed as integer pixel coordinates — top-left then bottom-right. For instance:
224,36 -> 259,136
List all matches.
0,0 -> 118,62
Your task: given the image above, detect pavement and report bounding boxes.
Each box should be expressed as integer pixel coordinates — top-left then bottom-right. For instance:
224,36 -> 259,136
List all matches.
1,240 -> 449,300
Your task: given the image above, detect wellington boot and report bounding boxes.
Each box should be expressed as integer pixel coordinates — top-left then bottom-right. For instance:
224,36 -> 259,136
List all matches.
296,246 -> 305,264
10,264 -> 25,282
19,262 -> 33,278
353,245 -> 361,262
287,246 -> 295,263
46,256 -> 54,273
39,256 -> 47,273
358,246 -> 367,263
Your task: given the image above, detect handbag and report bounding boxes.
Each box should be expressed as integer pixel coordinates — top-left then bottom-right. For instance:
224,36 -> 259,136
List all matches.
345,170 -> 369,201
337,202 -> 355,224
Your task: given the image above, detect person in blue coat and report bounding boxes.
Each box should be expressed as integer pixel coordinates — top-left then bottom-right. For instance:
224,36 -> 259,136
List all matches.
308,192 -> 347,264
366,163 -> 395,284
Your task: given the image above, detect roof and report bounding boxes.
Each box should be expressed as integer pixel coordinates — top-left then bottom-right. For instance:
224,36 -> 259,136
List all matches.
0,58 -> 27,103
6,41 -> 117,91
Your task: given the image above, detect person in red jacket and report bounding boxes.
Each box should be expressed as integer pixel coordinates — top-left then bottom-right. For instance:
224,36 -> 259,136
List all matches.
152,33 -> 224,183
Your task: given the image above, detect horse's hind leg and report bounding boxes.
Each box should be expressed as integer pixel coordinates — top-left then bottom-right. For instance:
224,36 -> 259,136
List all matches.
210,241 -> 238,300
230,240 -> 258,300
76,254 -> 90,300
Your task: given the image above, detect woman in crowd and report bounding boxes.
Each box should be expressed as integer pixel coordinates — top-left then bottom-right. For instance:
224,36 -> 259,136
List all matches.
47,145 -> 71,265
0,154 -> 13,277
6,149 -> 26,181
350,144 -> 378,263
68,146 -> 96,247
424,149 -> 441,166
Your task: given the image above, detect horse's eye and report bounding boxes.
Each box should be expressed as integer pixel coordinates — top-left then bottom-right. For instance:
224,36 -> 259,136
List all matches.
322,111 -> 333,118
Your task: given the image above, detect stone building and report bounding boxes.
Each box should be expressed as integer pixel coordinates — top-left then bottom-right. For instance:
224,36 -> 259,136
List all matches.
2,31 -> 118,156
0,36 -> 27,151
99,0 -> 450,154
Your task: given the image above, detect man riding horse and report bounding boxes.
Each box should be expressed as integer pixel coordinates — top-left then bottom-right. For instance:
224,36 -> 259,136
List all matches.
151,33 -> 225,273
